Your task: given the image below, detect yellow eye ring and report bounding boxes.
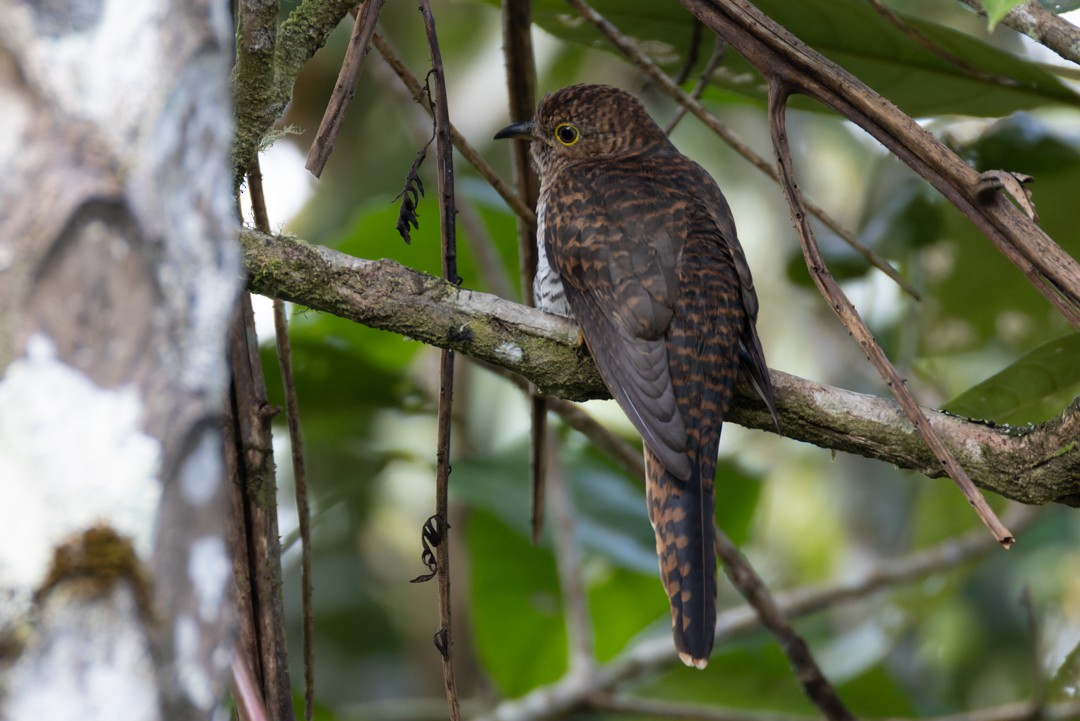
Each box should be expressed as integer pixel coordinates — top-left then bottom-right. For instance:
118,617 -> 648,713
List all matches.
554,123 -> 580,146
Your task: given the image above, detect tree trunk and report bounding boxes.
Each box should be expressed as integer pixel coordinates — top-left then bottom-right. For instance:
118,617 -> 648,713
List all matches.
0,1 -> 239,718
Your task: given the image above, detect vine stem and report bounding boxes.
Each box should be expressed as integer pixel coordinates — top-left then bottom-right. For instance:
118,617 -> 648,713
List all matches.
419,1 -> 462,718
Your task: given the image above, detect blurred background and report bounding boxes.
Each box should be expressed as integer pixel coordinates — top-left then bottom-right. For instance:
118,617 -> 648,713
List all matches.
243,1 -> 1080,717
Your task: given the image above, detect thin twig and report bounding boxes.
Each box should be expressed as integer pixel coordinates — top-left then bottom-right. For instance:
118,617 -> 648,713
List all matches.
592,693 -> 1080,721
714,528 -> 854,721
766,79 -> 1013,547
545,437 -> 597,672
418,2 -> 462,718
372,32 -> 536,226
664,36 -> 726,135
672,19 -> 705,85
500,0 -> 542,292
499,0 -> 550,546
472,506 -> 1038,721
475,359 -> 645,479
248,154 -> 317,721
867,0 -> 1019,87
304,0 -> 386,177
567,0 -> 920,300
272,299 -> 316,721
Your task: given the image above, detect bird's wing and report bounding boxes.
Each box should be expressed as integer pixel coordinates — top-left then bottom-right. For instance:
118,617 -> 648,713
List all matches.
545,163 -> 694,480
647,199 -> 746,667
696,172 -> 779,429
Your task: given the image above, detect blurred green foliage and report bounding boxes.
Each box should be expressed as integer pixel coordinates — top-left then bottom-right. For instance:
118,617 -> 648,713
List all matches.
250,1 -> 1080,719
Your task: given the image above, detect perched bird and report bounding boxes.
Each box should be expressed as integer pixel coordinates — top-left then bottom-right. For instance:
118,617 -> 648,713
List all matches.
496,84 -> 778,669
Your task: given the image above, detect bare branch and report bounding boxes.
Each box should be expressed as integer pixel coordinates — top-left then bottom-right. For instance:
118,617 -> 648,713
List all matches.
271,298 -> 316,721
373,32 -> 536,226
677,0 -> 1080,328
305,0 -> 386,177
766,81 -> 1012,546
713,527 -> 854,720
590,693 -> 1080,721
498,0 -> 550,546
566,0 -> 920,300
417,1 -> 464,718
471,506 -> 1038,721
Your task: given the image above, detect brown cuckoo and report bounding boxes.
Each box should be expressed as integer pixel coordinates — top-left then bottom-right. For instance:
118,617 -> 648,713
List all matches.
495,84 -> 778,668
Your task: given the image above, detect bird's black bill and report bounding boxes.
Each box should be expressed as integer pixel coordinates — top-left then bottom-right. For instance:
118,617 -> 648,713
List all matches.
494,120 -> 534,140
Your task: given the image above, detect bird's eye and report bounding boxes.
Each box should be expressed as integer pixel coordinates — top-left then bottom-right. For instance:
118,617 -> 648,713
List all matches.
554,123 -> 580,146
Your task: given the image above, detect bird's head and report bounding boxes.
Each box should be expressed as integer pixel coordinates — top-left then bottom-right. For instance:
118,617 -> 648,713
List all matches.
494,84 -> 669,179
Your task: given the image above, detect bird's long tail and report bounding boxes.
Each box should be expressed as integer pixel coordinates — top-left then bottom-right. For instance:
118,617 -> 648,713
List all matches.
645,446 -> 717,669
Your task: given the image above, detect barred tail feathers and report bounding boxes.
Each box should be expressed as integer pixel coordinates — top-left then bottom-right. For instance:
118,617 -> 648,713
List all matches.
645,446 -> 717,669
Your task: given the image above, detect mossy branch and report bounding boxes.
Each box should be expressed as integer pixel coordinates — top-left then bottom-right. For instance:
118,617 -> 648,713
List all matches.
232,0 -> 356,188
240,229 -> 1080,507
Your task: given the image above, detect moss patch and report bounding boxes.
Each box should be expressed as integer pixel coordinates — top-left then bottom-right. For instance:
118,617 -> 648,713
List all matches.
34,524 -> 153,621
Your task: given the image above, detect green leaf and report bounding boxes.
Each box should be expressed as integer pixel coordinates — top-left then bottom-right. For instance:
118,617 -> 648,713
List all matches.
944,332 -> 1080,422
636,637 -> 818,711
588,567 -> 669,662
983,0 -> 1027,30
467,511 -> 567,696
1048,636 -> 1080,700
498,0 -> 1079,117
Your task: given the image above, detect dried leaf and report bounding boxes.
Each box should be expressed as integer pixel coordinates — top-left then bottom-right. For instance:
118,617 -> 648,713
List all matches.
394,142 -> 430,244
975,169 -> 1038,222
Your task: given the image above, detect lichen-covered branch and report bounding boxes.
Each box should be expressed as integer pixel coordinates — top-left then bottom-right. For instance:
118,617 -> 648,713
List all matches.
240,229 -> 1080,507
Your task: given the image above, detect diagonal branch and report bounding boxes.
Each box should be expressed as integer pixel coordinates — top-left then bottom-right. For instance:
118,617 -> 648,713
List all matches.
567,0 -> 919,300
304,0 -> 387,178
373,32 -> 536,226
470,505 -> 1037,721
713,526 -> 854,721
767,79 -> 1012,547
232,0 -> 356,187
239,229 -> 1080,508
677,0 -> 1080,328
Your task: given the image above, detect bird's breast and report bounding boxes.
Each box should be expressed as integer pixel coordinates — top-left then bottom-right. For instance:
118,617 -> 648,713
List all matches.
534,198 -> 573,318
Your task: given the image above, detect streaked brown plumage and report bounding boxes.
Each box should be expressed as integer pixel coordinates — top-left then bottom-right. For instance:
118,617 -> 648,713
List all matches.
496,84 -> 777,668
